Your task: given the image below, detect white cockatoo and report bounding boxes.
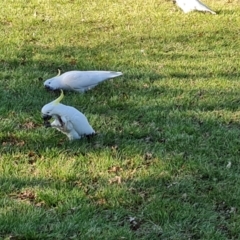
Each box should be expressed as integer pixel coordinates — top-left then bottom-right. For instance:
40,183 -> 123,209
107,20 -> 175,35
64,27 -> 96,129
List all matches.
174,0 -> 216,14
41,90 -> 95,140
44,70 -> 123,93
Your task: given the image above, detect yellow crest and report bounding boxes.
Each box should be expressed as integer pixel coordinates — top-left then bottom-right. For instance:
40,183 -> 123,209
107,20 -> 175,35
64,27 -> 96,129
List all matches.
56,68 -> 61,76
53,89 -> 64,105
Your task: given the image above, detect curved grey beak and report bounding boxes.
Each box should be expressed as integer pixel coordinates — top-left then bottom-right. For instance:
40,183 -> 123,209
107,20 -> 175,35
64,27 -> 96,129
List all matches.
44,85 -> 54,91
42,114 -> 52,128
42,114 -> 52,121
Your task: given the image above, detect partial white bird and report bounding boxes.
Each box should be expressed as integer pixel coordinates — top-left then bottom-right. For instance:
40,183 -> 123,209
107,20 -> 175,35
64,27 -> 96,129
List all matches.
41,90 -> 95,140
44,70 -> 123,93
174,0 -> 216,14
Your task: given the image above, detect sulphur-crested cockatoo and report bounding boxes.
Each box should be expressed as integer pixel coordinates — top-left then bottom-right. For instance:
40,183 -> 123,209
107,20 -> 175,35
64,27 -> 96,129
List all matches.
174,0 -> 216,14
41,90 -> 95,140
44,70 -> 123,92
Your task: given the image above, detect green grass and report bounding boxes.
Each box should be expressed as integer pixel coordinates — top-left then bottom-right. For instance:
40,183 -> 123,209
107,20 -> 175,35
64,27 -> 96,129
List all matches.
0,0 -> 240,239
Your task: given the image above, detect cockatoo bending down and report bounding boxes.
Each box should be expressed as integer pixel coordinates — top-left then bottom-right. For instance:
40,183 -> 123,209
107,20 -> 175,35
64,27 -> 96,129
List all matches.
44,70 -> 123,93
41,90 -> 95,140
173,0 -> 216,14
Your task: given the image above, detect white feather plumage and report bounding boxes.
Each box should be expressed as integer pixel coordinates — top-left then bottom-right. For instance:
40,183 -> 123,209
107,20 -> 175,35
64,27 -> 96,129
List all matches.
44,70 -> 123,92
174,0 -> 216,14
41,92 -> 95,140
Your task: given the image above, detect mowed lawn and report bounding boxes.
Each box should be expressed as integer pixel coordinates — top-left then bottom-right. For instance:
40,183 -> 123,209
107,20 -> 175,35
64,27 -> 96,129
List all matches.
0,0 -> 240,239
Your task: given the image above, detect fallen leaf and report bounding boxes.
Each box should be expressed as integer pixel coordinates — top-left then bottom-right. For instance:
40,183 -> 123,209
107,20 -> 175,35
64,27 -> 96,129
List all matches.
109,176 -> 122,184
111,145 -> 118,151
69,58 -> 77,65
130,168 -> 137,175
35,201 -> 45,207
96,198 -> 107,205
16,141 -> 25,147
226,161 -> 231,169
22,121 -> 39,129
144,152 -> 153,160
108,166 -> 122,173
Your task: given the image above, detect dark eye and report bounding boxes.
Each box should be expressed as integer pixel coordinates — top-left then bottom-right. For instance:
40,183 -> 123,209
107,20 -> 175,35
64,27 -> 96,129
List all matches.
48,82 -> 51,84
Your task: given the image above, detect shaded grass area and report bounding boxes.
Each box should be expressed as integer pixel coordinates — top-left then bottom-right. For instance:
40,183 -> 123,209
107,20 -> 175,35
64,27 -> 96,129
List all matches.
0,0 -> 240,239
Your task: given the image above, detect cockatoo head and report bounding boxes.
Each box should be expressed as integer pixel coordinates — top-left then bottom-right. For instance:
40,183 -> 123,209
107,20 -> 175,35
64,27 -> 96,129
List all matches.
44,77 -> 61,91
44,69 -> 61,91
41,90 -> 64,123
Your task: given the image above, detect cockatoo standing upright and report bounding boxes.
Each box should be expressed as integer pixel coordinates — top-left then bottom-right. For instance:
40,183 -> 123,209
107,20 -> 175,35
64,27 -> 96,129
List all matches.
174,0 -> 216,14
44,70 -> 123,93
41,90 -> 95,140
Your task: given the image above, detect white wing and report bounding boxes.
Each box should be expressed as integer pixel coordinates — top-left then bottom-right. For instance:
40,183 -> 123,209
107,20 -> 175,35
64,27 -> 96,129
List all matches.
51,114 -> 94,140
175,0 -> 216,14
61,71 -> 123,92
67,111 -> 95,137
